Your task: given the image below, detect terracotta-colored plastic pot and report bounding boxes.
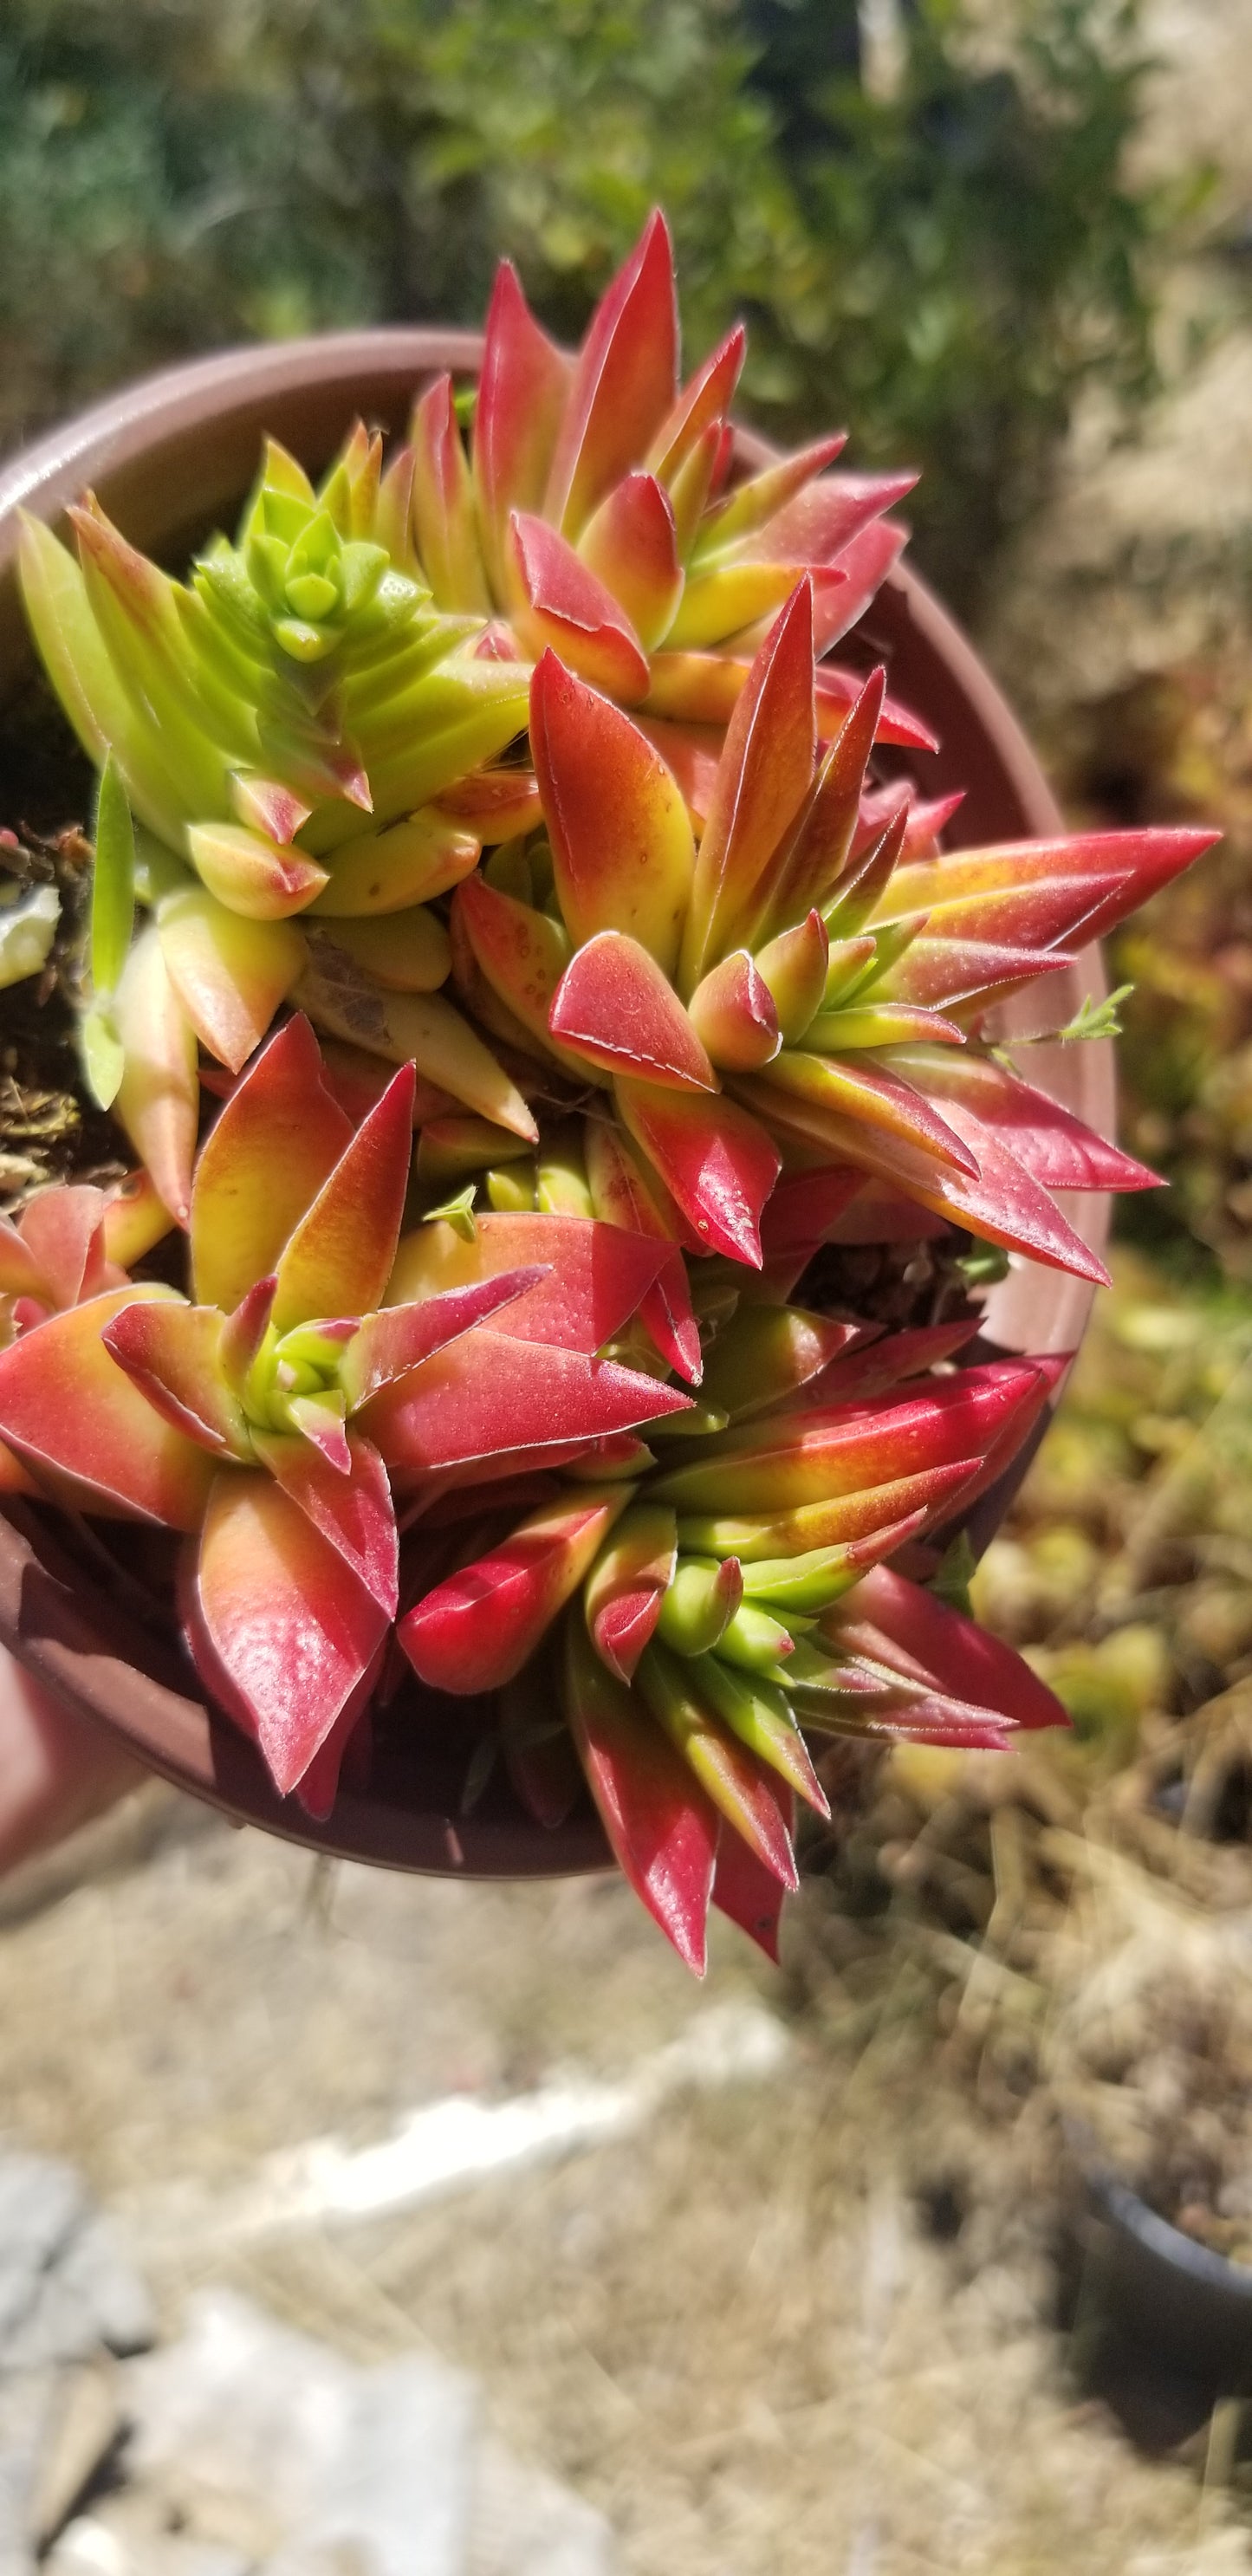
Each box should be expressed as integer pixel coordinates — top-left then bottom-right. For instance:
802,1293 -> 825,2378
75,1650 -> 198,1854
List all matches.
0,330 -> 1113,1877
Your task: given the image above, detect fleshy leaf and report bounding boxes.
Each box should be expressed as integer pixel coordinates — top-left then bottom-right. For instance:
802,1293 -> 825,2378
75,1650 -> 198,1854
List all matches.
410,373 -> 490,613
550,932 -> 717,1090
651,1361 -> 1049,1515
191,1015 -> 353,1312
529,652 -> 695,972
452,873 -> 581,1070
187,822 -> 329,920
636,1643 -> 798,1888
101,1297 -> 252,1458
885,1046 -> 1160,1194
114,925 -> 200,1227
473,259 -> 572,594
564,1612 -> 717,1975
400,1489 -> 626,1694
754,910 -> 830,1044
688,952 -> 781,1072
617,1078 -> 781,1267
271,1063 -> 416,1333
711,1813 -> 793,1962
0,1285 -> 215,1528
584,1500 -> 678,1682
192,1467 -> 389,1794
308,808 -> 480,918
834,1565 -> 1068,1734
749,1050 -> 982,1178
158,887 -> 306,1074
578,473 -> 684,650
680,583 -> 817,989
361,1330 -> 691,1479
250,1429 -> 399,1616
543,211 -> 678,539
700,1305 -> 860,1420
509,515 -> 649,702
387,1212 -> 665,1357
91,753 -> 136,996
340,1264 -> 549,1407
16,1186 -> 110,1310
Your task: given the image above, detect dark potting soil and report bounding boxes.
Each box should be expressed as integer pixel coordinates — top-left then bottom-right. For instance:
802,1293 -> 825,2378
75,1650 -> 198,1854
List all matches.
0,668 -> 126,1208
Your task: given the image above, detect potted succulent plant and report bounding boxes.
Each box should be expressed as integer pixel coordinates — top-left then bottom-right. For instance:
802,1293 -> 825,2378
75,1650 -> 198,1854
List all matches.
0,217 -> 1216,1969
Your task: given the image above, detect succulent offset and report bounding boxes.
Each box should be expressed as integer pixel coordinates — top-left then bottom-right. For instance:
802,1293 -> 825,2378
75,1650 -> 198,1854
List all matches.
0,213 -> 1221,1965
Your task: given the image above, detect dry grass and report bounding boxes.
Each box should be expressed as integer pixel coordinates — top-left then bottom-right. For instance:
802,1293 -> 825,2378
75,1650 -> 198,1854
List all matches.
0,1807 -> 1245,2573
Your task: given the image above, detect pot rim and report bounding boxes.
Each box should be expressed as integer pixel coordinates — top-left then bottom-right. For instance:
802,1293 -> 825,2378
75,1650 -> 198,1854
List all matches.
0,327 -> 1112,1878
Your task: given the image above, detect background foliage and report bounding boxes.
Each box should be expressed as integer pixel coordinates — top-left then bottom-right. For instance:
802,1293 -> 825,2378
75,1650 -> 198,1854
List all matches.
2,0 -> 1178,607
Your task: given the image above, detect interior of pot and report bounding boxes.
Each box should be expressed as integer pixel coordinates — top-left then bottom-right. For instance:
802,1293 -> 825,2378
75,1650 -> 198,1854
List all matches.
0,330 -> 1113,1876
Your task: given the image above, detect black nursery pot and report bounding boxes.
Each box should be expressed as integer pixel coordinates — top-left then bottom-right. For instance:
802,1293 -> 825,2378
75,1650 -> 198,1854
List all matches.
0,329 -> 1114,1879
1068,2138 -> 1252,2407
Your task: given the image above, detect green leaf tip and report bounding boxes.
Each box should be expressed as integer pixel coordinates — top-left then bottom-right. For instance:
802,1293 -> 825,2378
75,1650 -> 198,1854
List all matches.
92,753 -> 136,998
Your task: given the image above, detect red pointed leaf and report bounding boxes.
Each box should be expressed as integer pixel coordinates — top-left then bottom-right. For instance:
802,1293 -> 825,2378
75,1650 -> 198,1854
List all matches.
360,1329 -> 691,1477
802,1320 -> 978,1406
651,1360 -> 1052,1513
341,1264 -> 549,1407
219,1274 -> 278,1391
891,1047 -> 1158,1193
688,951 -> 781,1071
617,1078 -> 781,1267
386,1214 -> 666,1356
101,1297 -> 252,1458
529,652 -> 695,971
711,1814 -> 794,1962
647,326 -> 744,482
578,472 -> 683,649
815,520 -> 907,649
16,1185 -> 112,1310
509,514 -> 649,702
743,1071 -> 1111,1287
636,1643 -> 798,1888
287,1394 -> 353,1472
400,1489 -> 624,1694
193,1469 -> 389,1794
451,872 -> 578,1068
410,373 -> 490,612
880,829 -> 1219,948
640,1247 -> 704,1385
756,469 -> 919,567
840,1565 -> 1068,1733
752,1051 -> 982,1177
762,669 -> 885,936
758,1165 -> 866,1259
543,211 -> 678,537
473,260 -> 571,593
680,583 -> 817,985
0,1286 -> 215,1528
550,932 -> 716,1090
271,1063 -> 416,1333
250,1429 -> 399,1616
815,666 -> 937,755
563,1612 -> 717,1973
191,1015 -> 352,1313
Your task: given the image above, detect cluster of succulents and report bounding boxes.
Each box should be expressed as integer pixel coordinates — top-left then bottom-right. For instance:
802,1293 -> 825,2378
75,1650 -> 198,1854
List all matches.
0,217 -> 1217,1967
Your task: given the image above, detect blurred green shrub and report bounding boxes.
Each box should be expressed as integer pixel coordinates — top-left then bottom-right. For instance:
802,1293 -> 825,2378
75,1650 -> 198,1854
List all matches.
2,0 -> 1177,604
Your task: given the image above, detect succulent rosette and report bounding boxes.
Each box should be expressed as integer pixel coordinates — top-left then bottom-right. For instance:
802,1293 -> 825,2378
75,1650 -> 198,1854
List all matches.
0,209 -> 1223,1969
408,210 -> 927,793
451,594 -> 1216,1276
398,1297 -> 1068,1969
0,1017 -> 693,1814
18,425 -> 539,1214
